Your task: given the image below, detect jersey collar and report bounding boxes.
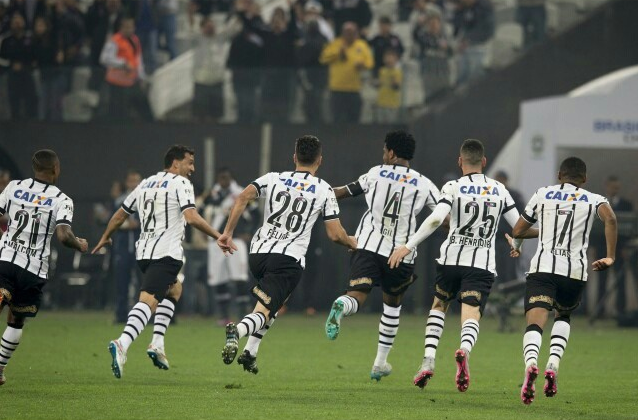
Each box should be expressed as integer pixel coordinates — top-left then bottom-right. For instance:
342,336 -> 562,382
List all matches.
33,177 -> 52,186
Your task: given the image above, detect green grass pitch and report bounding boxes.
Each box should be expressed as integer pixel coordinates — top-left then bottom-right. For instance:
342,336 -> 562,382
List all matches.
1,311 -> 636,420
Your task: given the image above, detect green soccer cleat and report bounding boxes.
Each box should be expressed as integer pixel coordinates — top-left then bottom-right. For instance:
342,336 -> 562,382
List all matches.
325,300 -> 344,340
237,350 -> 259,374
370,363 -> 392,382
222,323 -> 239,365
147,345 -> 170,370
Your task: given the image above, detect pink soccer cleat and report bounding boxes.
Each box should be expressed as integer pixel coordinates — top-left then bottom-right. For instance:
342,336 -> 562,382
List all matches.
544,369 -> 558,397
454,349 -> 470,392
521,365 -> 539,405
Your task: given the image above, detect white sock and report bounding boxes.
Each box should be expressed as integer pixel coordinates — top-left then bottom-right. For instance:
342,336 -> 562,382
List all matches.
547,320 -> 570,369
151,299 -> 176,348
424,310 -> 446,359
523,325 -> 543,369
373,304 -> 401,367
119,302 -> 152,352
336,295 -> 359,318
244,313 -> 278,356
460,319 -> 479,353
0,326 -> 23,368
236,312 -> 267,339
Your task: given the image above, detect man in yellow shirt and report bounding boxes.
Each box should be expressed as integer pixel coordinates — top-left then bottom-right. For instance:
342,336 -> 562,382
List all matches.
320,22 -> 374,123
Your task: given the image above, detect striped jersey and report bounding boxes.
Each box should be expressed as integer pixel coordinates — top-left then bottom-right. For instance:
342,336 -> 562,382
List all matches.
347,164 -> 440,262
0,178 -> 74,278
249,171 -> 340,267
436,173 -> 518,274
522,183 -> 608,281
121,171 -> 196,261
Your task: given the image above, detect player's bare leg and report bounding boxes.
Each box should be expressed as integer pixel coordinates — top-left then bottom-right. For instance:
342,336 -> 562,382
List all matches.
454,304 -> 481,392
521,307 -> 550,404
148,282 -> 182,371
370,293 -> 403,382
415,297 -> 449,389
223,301 -> 270,365
0,309 -> 26,386
544,310 -> 572,398
325,290 -> 368,340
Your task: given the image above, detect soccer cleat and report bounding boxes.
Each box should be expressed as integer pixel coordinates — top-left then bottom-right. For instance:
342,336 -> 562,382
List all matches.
370,363 -> 392,381
325,300 -> 344,340
237,350 -> 259,374
455,349 -> 470,392
521,365 -> 539,405
108,340 -> 127,379
544,366 -> 558,398
414,357 -> 436,389
0,367 -> 6,386
147,345 -> 170,370
222,323 -> 239,365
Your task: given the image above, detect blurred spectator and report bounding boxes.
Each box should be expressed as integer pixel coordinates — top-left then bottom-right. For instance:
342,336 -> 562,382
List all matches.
409,0 -> 443,28
51,0 -> 84,67
7,0 -> 49,32
320,21 -> 373,123
86,0 -> 124,90
453,0 -> 494,85
369,16 -> 404,76
129,0 -> 158,74
100,16 -> 153,121
516,0 -> 546,49
188,0 -> 232,26
413,14 -> 453,100
296,18 -> 328,123
192,15 -> 240,121
375,48 -> 402,123
493,170 -> 524,284
302,1 -> 333,41
227,0 -> 265,123
0,2 -> 11,35
157,0 -> 178,60
32,16 -> 66,120
332,0 -> 372,36
0,13 -> 37,120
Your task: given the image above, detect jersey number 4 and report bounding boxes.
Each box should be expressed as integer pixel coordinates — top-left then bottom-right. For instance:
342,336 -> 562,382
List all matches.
383,191 -> 402,225
267,191 -> 308,233
11,210 -> 42,247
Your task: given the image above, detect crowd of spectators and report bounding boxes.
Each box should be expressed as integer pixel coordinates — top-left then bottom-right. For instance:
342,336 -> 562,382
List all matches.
0,0 -> 551,123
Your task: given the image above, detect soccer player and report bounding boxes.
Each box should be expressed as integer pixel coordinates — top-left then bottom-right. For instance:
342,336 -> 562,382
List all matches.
388,138 -> 537,391
93,145 -> 231,379
508,157 -> 617,405
0,150 -> 88,385
324,130 -> 442,381
217,135 -> 357,373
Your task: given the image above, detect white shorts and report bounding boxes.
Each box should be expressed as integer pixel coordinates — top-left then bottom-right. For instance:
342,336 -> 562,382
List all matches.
207,238 -> 248,286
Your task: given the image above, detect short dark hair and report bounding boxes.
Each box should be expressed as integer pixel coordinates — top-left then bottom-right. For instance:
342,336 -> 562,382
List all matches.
295,135 -> 322,165
559,157 -> 587,182
460,139 -> 484,165
216,167 -> 232,176
606,175 -> 619,183
164,144 -> 195,168
379,16 -> 392,25
32,149 -> 59,174
385,130 -> 415,160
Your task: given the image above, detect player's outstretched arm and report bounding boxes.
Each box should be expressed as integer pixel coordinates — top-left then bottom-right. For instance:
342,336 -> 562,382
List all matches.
56,225 -> 88,253
333,186 -> 352,200
92,208 -> 129,253
217,185 -> 258,254
592,203 -> 617,271
324,219 -> 357,250
388,202 -> 450,268
183,208 -> 225,242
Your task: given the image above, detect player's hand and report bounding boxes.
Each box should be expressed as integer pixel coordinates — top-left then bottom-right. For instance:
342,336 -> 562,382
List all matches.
217,234 -> 238,256
388,246 -> 410,269
592,257 -> 614,271
347,235 -> 358,251
77,238 -> 89,253
91,237 -> 112,254
505,233 -> 521,258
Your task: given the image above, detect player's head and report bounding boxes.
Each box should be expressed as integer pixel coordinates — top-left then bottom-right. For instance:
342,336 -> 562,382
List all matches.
32,149 -> 60,183
558,157 -> 587,185
216,167 -> 233,189
383,130 -> 415,164
118,16 -> 135,37
294,135 -> 322,169
605,175 -> 621,197
458,138 -> 486,170
125,169 -> 141,192
164,144 -> 195,178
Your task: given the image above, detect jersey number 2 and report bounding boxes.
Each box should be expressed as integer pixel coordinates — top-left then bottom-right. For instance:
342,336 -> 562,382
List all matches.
267,191 -> 308,233
459,202 -> 496,239
11,210 -> 41,247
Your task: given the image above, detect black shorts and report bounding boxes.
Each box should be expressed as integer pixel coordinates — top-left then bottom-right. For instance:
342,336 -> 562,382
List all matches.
137,257 -> 183,301
525,272 -> 585,312
347,249 -> 416,297
249,253 -> 303,314
0,261 -> 46,318
434,263 -> 495,313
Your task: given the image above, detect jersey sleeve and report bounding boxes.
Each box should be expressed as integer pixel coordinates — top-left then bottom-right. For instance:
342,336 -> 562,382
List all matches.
344,170 -> 371,197
437,181 -> 455,208
521,191 -> 540,224
55,197 -> 74,226
424,180 -> 441,211
501,186 -> 518,214
595,195 -> 610,220
0,181 -> 12,215
121,186 -> 140,214
250,173 -> 273,198
322,188 -> 340,221
176,180 -> 196,212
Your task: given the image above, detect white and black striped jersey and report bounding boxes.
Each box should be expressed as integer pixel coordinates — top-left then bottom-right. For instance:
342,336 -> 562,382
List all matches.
346,164 -> 440,262
0,178 -> 74,278
436,173 -> 519,274
122,171 -> 196,261
249,171 -> 340,267
522,183 -> 608,281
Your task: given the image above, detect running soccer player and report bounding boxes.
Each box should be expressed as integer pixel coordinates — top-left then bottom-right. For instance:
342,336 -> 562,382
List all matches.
388,138 -> 537,392
217,135 -> 357,373
0,150 -> 88,385
93,145 -> 231,379
508,157 -> 617,405
324,130 -> 442,381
